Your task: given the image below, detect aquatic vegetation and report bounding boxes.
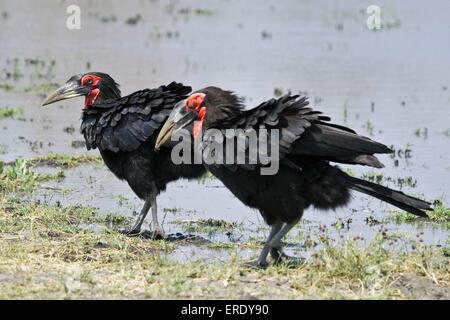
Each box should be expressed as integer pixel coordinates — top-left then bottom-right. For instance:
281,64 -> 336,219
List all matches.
273,87 -> 283,97
364,120 -> 375,136
29,153 -> 103,169
172,218 -> 239,237
0,159 -> 64,193
0,106 -> 24,120
389,200 -> 450,229
0,83 -> 14,91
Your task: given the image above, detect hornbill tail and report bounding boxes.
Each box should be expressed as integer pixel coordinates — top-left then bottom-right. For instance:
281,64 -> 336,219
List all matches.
343,174 -> 432,218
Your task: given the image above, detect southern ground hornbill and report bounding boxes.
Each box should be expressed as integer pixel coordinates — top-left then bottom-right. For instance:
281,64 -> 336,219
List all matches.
42,72 -> 205,236
155,87 -> 432,266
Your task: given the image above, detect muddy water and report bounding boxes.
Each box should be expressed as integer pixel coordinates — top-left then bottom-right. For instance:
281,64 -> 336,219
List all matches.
1,0 -> 449,261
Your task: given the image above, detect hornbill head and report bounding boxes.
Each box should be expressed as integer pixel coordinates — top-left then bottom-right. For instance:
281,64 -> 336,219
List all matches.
155,87 -> 242,150
42,72 -> 121,108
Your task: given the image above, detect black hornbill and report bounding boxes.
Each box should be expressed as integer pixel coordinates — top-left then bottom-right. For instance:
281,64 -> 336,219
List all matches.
42,72 -> 205,235
155,87 -> 432,266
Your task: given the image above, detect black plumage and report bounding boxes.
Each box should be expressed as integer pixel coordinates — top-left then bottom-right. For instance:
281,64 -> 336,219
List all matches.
43,72 -> 205,234
159,87 -> 432,266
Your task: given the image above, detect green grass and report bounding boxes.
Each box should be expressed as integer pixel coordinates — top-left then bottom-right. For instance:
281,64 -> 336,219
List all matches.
0,106 -> 24,120
0,196 -> 448,299
389,201 -> 450,229
429,202 -> 450,223
29,153 -> 103,169
206,240 -> 262,250
0,159 -> 64,193
390,211 -> 418,223
342,168 -> 356,177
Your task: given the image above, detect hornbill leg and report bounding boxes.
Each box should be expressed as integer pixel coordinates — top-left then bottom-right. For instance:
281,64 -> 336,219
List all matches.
120,197 -> 152,235
150,192 -> 164,236
270,246 -> 290,262
270,247 -> 305,266
270,246 -> 299,264
256,221 -> 283,267
267,219 -> 300,264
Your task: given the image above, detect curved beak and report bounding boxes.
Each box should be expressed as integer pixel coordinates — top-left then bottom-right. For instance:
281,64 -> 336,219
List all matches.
41,81 -> 90,106
155,100 -> 198,151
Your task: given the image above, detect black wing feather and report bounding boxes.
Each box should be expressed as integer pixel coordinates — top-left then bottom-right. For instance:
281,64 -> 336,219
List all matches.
81,82 -> 191,152
211,94 -> 392,170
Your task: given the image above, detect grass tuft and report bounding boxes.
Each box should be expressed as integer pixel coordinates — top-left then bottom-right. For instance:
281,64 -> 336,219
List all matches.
0,106 -> 24,120
29,153 -> 103,169
389,200 -> 450,229
0,159 -> 64,193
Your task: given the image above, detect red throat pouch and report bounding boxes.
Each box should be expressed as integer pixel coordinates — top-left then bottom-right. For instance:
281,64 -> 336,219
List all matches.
193,107 -> 206,139
84,88 -> 100,108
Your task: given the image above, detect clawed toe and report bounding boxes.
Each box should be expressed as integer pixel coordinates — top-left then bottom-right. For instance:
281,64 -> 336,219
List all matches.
119,226 -> 165,240
242,259 -> 268,269
140,229 -> 165,240
270,247 -> 305,267
118,227 -> 142,236
270,246 -> 289,263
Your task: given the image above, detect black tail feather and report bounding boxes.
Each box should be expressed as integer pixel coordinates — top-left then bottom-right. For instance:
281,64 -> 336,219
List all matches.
343,174 -> 432,218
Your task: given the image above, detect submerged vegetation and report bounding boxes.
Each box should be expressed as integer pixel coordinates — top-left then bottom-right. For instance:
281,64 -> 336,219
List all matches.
0,106 -> 24,120
389,201 -> 450,229
172,218 -> 239,237
0,57 -> 58,94
29,153 -> 103,169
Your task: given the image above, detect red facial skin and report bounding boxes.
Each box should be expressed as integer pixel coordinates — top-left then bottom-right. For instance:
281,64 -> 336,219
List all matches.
81,74 -> 102,108
185,93 -> 206,138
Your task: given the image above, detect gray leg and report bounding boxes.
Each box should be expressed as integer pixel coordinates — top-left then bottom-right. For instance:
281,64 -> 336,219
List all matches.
268,220 -> 298,248
270,246 -> 290,262
268,219 -> 300,264
257,221 -> 283,267
150,192 -> 164,235
121,197 -> 152,235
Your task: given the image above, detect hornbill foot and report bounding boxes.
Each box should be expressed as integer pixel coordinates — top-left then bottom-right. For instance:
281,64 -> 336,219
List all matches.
140,229 -> 165,240
118,227 -> 142,236
269,246 -> 289,263
270,247 -> 305,267
153,225 -> 165,239
242,259 -> 269,269
154,226 -> 164,237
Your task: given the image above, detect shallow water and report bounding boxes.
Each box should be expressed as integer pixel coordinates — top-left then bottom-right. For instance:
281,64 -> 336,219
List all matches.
1,0 -> 449,260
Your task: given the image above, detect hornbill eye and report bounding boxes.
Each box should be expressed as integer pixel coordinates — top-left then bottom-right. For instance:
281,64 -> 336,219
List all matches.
185,92 -> 206,112
85,77 -> 93,85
